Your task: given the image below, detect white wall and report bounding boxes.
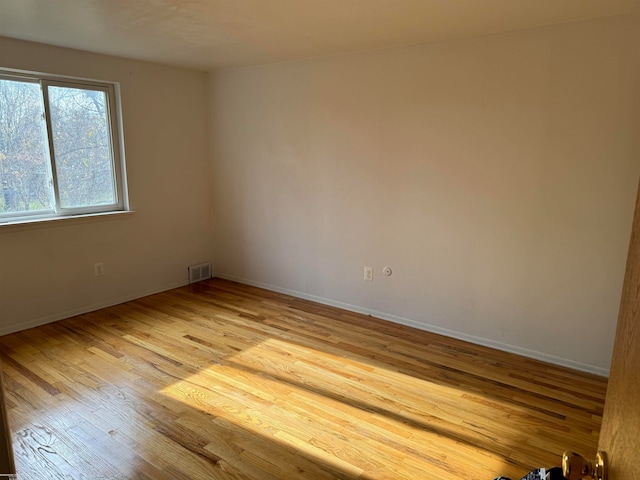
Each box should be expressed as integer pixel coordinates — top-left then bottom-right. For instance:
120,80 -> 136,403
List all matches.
0,37 -> 213,333
210,14 -> 640,375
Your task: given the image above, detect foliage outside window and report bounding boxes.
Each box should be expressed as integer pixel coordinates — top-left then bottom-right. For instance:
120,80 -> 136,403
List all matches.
0,69 -> 127,224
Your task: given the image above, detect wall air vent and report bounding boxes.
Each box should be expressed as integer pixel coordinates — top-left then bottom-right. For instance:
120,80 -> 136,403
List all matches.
188,262 -> 212,284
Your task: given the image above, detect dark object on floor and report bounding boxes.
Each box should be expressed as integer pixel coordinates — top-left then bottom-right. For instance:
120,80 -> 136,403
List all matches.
494,466 -> 565,480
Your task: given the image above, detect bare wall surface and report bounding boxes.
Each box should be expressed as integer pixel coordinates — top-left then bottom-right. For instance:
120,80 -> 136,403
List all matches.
210,15 -> 640,374
0,37 -> 213,333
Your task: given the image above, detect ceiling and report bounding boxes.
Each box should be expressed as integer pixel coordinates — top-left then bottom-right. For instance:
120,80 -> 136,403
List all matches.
1,0 -> 639,71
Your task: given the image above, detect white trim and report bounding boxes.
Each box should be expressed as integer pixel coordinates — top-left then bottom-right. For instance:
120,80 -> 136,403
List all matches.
0,68 -> 128,224
0,210 -> 134,233
0,279 -> 187,337
2,269 -> 609,377
214,273 -> 610,378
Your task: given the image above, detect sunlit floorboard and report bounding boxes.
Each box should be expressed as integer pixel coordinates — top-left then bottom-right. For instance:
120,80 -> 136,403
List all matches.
0,279 -> 607,479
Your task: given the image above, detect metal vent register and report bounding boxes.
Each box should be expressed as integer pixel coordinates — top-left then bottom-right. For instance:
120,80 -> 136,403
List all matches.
188,262 -> 212,284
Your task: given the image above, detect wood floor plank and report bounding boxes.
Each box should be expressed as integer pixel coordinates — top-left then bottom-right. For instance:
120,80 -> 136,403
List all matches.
0,278 -> 607,479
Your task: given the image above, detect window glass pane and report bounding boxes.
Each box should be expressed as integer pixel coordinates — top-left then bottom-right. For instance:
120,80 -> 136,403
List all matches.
0,79 -> 53,214
48,85 -> 116,208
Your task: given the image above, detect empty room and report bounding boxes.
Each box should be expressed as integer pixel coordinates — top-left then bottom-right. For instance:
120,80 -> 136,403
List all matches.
0,1 -> 639,479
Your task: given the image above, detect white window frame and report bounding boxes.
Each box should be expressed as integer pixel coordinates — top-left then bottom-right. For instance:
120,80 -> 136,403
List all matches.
0,67 -> 128,225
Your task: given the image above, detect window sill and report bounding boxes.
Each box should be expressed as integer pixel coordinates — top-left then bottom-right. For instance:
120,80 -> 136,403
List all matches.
0,210 -> 135,234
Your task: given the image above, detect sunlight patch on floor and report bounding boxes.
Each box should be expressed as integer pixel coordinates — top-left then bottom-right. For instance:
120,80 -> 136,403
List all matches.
160,337 -> 518,479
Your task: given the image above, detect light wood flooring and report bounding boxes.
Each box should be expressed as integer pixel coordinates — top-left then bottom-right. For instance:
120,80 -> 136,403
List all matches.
0,279 -> 608,479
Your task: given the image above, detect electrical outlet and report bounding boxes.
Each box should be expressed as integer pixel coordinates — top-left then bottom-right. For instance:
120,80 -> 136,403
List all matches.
364,266 -> 373,282
94,262 -> 104,277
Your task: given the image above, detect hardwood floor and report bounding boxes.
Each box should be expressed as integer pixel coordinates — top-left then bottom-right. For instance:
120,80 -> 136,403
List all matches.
0,279 -> 607,479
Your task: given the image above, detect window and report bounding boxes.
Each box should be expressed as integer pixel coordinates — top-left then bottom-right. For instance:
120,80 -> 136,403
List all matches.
0,69 -> 127,224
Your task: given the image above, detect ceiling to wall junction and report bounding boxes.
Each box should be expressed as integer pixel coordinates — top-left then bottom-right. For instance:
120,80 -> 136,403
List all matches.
0,0 -> 639,71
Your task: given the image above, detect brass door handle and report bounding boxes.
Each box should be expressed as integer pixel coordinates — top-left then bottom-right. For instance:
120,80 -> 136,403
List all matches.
562,451 -> 607,480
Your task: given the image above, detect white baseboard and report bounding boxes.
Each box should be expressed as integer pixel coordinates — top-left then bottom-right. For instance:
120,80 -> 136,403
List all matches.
3,273 -> 609,378
0,279 -> 189,337
214,273 -> 609,378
